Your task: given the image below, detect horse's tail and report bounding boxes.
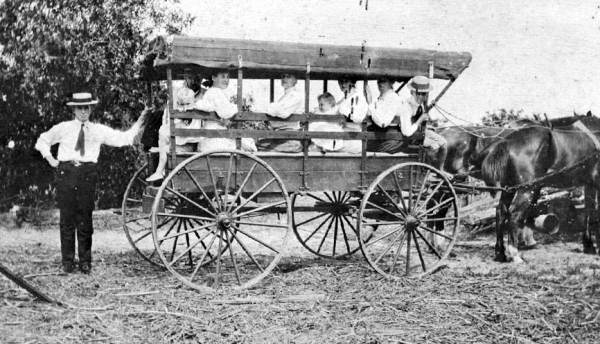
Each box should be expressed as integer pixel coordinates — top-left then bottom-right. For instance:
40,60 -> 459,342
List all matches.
481,140 -> 511,197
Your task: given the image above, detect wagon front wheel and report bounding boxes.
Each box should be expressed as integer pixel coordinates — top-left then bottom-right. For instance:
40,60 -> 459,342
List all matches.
151,150 -> 291,291
358,162 -> 460,278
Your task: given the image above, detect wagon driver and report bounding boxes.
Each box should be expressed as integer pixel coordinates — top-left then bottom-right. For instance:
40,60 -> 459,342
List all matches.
367,75 -> 448,170
35,92 -> 147,274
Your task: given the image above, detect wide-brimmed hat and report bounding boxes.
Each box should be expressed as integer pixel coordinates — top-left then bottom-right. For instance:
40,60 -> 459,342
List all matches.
407,76 -> 433,93
66,92 -> 99,106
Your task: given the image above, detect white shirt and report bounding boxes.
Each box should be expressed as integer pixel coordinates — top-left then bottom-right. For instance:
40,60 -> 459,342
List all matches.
309,107 -> 344,151
195,87 -> 237,130
35,119 -> 141,163
267,87 -> 303,130
338,89 -> 368,131
369,90 -> 421,137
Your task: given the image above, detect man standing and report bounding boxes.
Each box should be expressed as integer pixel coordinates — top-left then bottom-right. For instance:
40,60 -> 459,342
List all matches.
35,92 -> 146,273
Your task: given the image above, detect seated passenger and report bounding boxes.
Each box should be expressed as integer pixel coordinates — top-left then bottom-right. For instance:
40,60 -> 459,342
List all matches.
365,75 -> 447,169
146,84 -> 202,182
257,74 -> 304,152
337,78 -> 369,153
195,70 -> 257,153
309,92 -> 344,152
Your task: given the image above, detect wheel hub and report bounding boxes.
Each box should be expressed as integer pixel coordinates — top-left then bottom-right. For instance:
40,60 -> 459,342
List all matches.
217,212 -> 232,228
405,215 -> 419,230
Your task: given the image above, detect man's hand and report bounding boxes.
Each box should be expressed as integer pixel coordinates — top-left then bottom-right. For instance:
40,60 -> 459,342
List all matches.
46,156 -> 59,168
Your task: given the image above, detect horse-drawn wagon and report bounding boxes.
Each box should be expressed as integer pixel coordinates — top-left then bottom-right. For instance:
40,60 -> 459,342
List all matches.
121,36 -> 472,290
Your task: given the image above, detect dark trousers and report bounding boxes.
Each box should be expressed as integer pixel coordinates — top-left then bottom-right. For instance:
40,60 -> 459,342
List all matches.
56,162 -> 98,265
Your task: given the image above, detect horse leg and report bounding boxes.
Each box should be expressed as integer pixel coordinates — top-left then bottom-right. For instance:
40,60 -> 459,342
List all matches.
582,184 -> 597,254
495,191 -> 514,262
519,187 -> 541,249
505,190 -> 536,263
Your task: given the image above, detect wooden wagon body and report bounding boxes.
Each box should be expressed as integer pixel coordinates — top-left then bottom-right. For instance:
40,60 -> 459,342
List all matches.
122,36 -> 472,291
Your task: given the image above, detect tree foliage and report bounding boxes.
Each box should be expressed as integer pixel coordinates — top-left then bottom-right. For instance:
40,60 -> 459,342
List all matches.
0,0 -> 193,209
481,108 -> 525,127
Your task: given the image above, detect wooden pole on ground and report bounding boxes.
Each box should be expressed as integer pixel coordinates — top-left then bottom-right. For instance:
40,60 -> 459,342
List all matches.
0,262 -> 60,305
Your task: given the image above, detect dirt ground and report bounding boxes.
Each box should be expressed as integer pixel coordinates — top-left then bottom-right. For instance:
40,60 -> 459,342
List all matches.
1,211 -> 599,344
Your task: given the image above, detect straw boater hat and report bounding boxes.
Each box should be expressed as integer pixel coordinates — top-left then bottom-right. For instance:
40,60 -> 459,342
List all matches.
407,75 -> 433,93
66,92 -> 99,106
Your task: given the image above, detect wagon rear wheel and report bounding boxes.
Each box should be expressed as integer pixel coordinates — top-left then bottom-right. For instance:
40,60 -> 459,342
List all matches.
122,163 -> 163,266
358,162 -> 460,278
292,192 -> 375,259
151,150 -> 291,291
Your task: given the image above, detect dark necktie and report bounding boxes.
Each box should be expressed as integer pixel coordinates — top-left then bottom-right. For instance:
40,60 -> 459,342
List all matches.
412,105 -> 423,124
75,123 -> 85,156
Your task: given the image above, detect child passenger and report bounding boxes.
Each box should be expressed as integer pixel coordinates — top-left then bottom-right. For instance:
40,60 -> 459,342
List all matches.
337,78 -> 369,153
309,92 -> 344,152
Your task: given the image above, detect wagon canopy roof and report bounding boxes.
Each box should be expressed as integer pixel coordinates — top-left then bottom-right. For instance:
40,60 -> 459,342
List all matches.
143,35 -> 472,81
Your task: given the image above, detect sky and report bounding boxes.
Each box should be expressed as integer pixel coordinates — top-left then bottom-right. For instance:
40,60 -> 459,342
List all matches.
176,0 -> 600,124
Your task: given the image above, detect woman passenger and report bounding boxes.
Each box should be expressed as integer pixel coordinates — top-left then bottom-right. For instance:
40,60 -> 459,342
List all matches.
337,78 -> 369,153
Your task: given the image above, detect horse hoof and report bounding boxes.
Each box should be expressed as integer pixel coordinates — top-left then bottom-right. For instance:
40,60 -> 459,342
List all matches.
520,243 -> 538,250
583,247 -> 597,255
511,256 -> 524,264
494,253 -> 507,262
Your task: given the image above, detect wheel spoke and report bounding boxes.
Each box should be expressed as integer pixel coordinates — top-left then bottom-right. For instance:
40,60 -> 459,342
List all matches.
136,177 -> 149,187
392,171 -> 409,212
366,201 -> 404,221
224,153 -> 235,203
230,224 -> 280,253
205,155 -> 223,211
408,166 -> 414,211
168,224 -> 216,268
420,217 -> 459,223
214,227 -> 224,288
376,185 -> 408,217
388,230 -> 408,274
126,214 -> 150,223
235,221 -> 288,229
226,162 -> 258,212
232,200 -> 286,219
169,220 -> 184,262
418,225 -> 453,241
160,221 -> 216,241
419,197 -> 455,217
413,228 -> 442,259
405,230 -> 412,275
163,186 -> 217,217
341,214 -> 358,235
365,227 -> 404,247
183,167 -> 218,213
156,212 -> 215,222
224,228 -> 241,285
304,214 -> 333,242
295,212 -> 328,227
332,216 -> 339,256
231,178 -> 276,214
126,198 -> 143,203
133,230 -> 153,244
157,217 -> 181,245
225,227 -> 264,272
339,215 -> 352,254
414,180 -> 444,214
305,193 -> 331,204
323,192 -> 336,203
316,216 -> 336,254
413,170 -> 431,212
362,220 -> 405,226
373,230 -> 403,265
412,230 -> 427,272
189,232 -> 219,282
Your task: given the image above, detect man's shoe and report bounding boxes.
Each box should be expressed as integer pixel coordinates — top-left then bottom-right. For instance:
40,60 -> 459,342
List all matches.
80,263 -> 91,274
63,263 -> 75,273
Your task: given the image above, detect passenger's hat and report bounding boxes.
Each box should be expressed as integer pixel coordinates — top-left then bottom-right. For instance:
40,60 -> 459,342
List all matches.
407,76 -> 433,93
66,92 -> 99,106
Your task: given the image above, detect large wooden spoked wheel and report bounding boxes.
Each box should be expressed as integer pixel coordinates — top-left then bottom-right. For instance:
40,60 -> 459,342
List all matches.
121,163 -> 163,266
357,162 -> 460,278
291,192 -> 374,259
151,150 -> 292,291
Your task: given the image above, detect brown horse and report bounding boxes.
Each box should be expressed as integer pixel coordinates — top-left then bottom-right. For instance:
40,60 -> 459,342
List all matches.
481,116 -> 600,262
